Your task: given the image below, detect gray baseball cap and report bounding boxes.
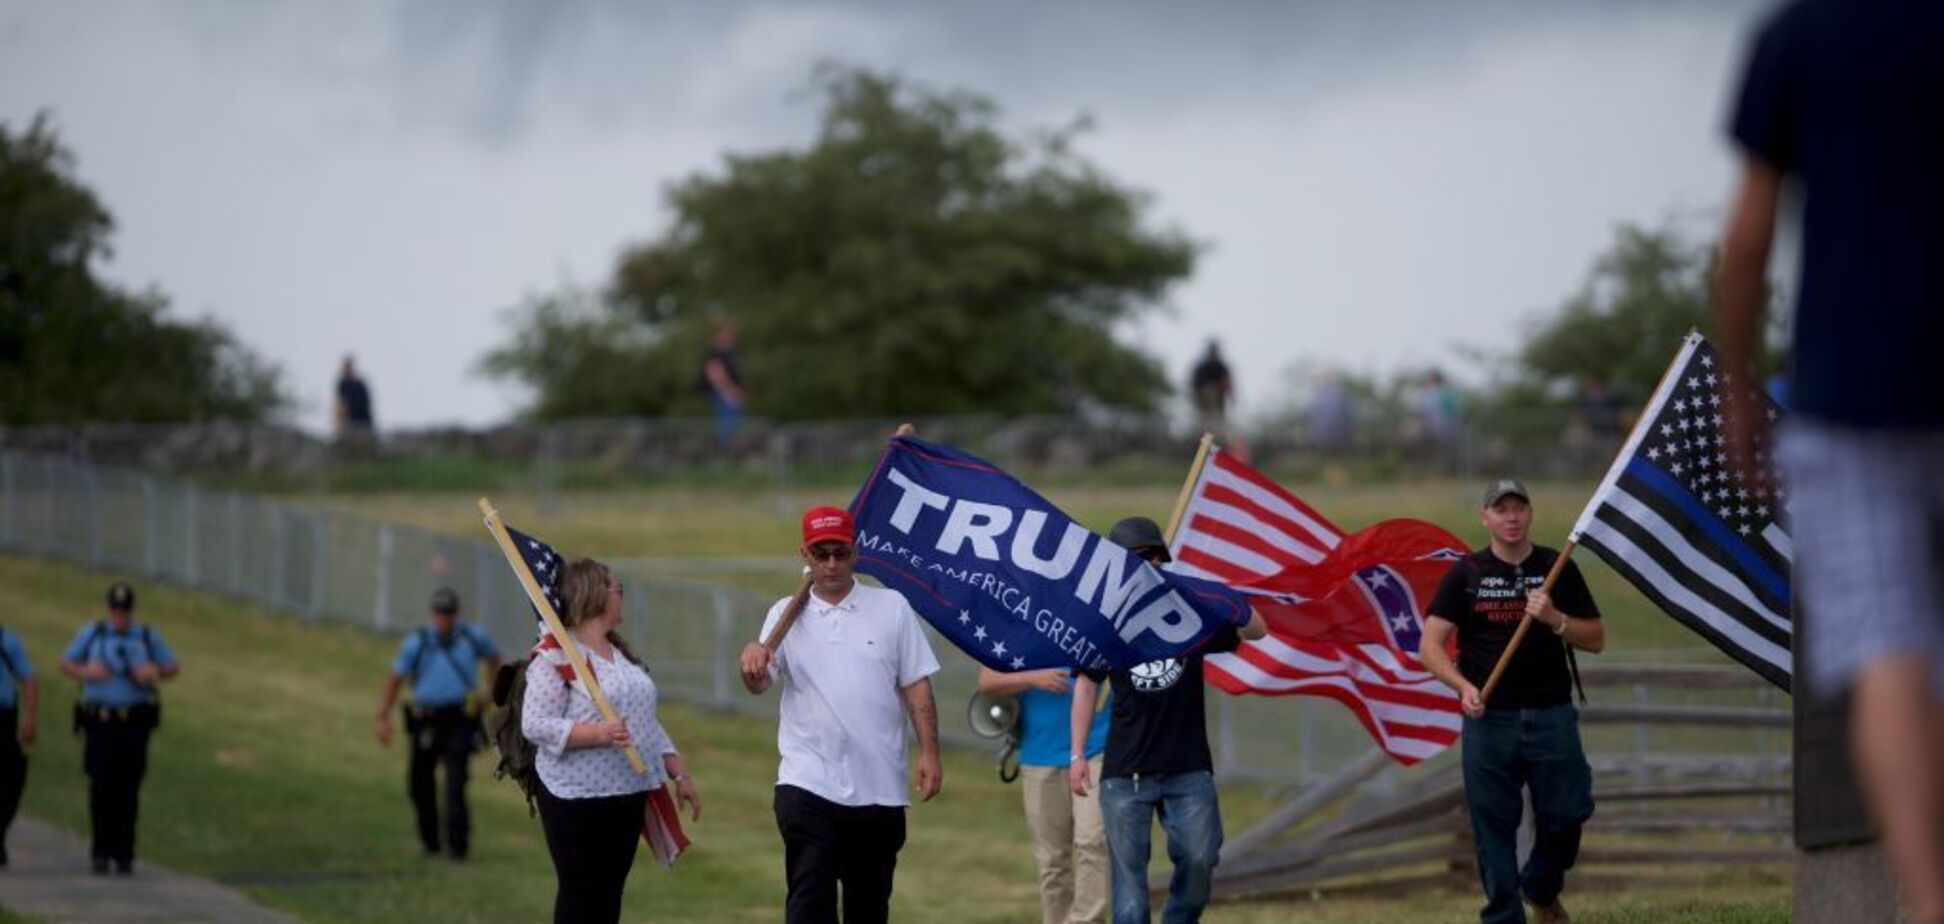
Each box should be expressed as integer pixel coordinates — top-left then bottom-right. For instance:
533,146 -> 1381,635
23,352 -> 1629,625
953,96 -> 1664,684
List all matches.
1481,479 -> 1531,507
429,587 -> 461,614
1107,516 -> 1172,561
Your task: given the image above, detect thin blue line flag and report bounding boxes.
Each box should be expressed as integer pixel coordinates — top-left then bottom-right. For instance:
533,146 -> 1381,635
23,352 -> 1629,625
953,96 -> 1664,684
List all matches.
848,436 -> 1253,673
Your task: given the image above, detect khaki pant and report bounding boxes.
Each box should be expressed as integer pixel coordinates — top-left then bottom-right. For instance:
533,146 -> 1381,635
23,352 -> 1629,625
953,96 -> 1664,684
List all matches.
1021,756 -> 1107,924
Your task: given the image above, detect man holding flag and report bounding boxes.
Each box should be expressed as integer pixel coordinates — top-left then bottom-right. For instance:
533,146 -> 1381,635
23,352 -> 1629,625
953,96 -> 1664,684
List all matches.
739,505 -> 941,924
1420,480 -> 1605,924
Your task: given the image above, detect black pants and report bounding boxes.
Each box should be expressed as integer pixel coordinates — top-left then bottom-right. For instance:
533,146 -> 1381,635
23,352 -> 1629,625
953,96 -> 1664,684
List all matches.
0,708 -> 26,859
407,708 -> 476,857
773,784 -> 907,924
82,716 -> 151,866
536,784 -> 645,924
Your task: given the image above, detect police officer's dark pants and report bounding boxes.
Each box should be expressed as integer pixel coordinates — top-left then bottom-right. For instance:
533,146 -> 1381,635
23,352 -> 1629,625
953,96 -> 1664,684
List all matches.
0,708 -> 27,861
1461,704 -> 1595,924
407,709 -> 474,857
535,784 -> 645,924
773,784 -> 907,924
83,718 -> 151,866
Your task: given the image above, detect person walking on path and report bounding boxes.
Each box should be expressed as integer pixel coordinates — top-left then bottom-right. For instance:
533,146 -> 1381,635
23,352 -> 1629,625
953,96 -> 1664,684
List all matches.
57,582 -> 180,875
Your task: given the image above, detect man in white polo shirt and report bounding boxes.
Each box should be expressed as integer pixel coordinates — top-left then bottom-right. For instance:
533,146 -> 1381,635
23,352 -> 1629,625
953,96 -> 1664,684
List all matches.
740,505 -> 942,924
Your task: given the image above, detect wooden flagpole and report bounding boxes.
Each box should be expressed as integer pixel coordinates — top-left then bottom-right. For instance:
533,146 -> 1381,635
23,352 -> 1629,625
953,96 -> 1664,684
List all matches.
762,422 -> 918,652
478,497 -> 646,775
1477,331 -> 1699,706
1162,432 -> 1216,546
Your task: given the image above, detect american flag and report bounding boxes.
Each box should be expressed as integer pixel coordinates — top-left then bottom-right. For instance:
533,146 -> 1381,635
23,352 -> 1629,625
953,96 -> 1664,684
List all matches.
1170,448 -> 1466,765
505,524 -> 576,682
1570,332 -> 1792,690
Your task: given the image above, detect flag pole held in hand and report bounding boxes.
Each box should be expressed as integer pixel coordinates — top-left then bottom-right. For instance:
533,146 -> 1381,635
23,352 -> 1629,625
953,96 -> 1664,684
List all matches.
478,497 -> 646,775
1477,540 -> 1577,705
763,422 -> 917,653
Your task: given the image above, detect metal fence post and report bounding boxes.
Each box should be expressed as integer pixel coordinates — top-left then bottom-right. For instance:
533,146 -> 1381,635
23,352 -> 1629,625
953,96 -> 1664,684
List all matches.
308,514 -> 326,619
712,588 -> 735,709
228,492 -> 244,595
375,524 -> 395,631
141,476 -> 159,576
184,483 -> 200,586
271,506 -> 287,609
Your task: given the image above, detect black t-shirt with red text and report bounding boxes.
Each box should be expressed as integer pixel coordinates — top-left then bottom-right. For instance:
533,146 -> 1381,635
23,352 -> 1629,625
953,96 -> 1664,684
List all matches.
1084,625 -> 1241,779
1427,545 -> 1600,709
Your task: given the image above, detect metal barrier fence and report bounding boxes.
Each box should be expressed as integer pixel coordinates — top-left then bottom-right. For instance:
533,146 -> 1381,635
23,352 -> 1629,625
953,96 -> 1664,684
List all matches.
0,449 -> 1787,797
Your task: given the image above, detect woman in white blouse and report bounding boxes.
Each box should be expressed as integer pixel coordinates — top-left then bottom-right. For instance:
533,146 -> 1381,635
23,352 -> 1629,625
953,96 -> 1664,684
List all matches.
523,559 -> 699,924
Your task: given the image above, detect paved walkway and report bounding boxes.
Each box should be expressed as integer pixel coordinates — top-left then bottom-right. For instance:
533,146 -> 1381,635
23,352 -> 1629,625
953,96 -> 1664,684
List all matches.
0,818 -> 305,924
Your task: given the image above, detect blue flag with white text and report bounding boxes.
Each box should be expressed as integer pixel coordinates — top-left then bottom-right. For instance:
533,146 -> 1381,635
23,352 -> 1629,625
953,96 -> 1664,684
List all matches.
848,436 -> 1253,673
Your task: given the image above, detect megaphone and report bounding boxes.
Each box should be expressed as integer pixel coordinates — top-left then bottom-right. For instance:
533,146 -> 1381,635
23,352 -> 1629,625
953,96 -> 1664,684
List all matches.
967,691 -> 1023,783
968,692 -> 1019,740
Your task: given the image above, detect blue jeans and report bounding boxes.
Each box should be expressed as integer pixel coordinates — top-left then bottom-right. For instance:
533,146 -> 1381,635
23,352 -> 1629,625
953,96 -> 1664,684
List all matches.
1461,704 -> 1595,924
1097,770 -> 1222,924
708,392 -> 742,445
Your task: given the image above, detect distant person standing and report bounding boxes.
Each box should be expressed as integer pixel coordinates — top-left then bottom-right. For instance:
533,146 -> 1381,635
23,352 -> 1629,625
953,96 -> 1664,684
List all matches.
375,588 -> 501,861
0,623 -> 38,867
58,582 -> 180,875
1189,341 -> 1233,429
335,355 -> 376,450
1717,4 -> 1944,920
700,319 -> 745,446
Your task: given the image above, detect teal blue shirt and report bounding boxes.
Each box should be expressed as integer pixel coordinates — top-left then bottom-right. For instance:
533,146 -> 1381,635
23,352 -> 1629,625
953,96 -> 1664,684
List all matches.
392,624 -> 499,708
1019,686 -> 1110,768
0,628 -> 32,709
63,620 -> 177,708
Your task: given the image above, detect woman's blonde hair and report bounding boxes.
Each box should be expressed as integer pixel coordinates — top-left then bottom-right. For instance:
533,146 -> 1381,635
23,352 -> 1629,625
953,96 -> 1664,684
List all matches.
557,558 -> 641,665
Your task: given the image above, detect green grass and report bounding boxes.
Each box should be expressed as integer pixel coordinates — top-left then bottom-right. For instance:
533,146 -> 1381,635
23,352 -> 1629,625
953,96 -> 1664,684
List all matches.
1,548 -> 1788,923
0,907 -> 42,924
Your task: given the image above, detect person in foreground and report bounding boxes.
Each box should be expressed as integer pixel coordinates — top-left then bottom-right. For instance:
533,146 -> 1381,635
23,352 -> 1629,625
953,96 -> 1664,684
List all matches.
1068,515 -> 1267,924
522,559 -> 699,924
1420,481 -> 1605,924
740,505 -> 941,924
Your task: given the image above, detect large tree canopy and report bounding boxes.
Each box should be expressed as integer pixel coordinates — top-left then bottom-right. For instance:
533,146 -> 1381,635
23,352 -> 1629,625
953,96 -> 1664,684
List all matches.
482,68 -> 1196,422
0,114 -> 287,425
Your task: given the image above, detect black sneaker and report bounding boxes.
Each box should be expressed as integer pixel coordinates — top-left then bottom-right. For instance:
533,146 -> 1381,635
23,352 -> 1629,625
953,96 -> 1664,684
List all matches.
92,857 -> 110,875
115,860 -> 134,875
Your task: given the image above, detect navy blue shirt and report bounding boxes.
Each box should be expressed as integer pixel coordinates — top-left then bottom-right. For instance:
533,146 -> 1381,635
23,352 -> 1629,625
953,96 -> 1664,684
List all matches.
1728,0 -> 1944,429
0,628 -> 32,709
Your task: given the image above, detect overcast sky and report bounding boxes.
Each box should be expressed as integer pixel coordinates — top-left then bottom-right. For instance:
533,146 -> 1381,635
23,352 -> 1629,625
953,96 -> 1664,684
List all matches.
0,0 -> 1771,432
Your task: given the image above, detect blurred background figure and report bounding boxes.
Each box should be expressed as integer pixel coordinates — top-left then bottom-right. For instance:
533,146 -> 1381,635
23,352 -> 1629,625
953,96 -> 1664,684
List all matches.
700,318 -> 745,447
335,355 -> 376,453
1306,372 -> 1354,455
0,622 -> 37,868
1716,2 -> 1944,921
1189,340 -> 1233,431
1416,368 -> 1462,450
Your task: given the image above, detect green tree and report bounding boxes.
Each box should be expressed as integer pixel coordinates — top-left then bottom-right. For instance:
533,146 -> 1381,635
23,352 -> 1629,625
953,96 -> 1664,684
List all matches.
481,67 -> 1195,421
1470,222 -> 1783,438
0,114 -> 287,424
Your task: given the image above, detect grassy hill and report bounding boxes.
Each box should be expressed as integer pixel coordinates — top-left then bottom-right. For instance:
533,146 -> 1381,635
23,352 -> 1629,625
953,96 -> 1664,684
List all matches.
1,542 -> 1786,922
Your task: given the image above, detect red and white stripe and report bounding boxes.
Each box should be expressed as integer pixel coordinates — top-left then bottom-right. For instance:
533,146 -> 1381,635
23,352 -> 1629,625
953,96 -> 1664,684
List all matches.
532,629 -> 577,683
1172,448 -> 1462,765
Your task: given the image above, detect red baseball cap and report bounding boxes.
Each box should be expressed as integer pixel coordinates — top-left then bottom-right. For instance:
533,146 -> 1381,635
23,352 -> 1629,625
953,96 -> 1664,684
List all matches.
801,506 -> 855,547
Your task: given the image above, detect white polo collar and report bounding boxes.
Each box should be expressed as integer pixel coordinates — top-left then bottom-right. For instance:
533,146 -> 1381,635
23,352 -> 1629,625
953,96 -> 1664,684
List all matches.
805,583 -> 861,616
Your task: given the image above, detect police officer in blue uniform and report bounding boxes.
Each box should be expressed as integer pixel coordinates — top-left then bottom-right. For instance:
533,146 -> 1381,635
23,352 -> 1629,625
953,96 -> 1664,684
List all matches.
375,587 -> 501,861
0,622 -> 39,867
58,582 -> 180,874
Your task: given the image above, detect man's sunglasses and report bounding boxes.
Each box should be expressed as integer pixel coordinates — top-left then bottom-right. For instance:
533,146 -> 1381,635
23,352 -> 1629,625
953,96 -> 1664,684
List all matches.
808,546 -> 855,563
